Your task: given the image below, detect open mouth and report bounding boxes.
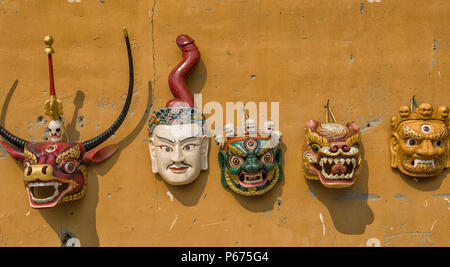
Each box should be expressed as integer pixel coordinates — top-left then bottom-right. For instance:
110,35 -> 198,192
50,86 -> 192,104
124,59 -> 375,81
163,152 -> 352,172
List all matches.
238,171 -> 268,188
26,180 -> 70,208
312,156 -> 359,186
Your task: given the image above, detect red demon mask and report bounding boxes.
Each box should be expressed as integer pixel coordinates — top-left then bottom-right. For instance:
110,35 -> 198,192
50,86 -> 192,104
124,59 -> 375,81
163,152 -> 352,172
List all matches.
0,28 -> 134,209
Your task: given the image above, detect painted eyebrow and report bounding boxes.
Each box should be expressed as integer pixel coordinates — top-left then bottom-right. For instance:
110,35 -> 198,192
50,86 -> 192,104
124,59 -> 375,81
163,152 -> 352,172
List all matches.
155,135 -> 175,144
227,145 -> 246,157
430,127 -> 449,140
179,136 -> 200,143
399,125 -> 424,140
257,147 -> 271,156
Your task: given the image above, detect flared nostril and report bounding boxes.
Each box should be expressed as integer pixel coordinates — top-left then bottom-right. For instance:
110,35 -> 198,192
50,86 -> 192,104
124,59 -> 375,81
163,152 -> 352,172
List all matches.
342,145 -> 350,152
27,167 -> 32,176
42,166 -> 48,175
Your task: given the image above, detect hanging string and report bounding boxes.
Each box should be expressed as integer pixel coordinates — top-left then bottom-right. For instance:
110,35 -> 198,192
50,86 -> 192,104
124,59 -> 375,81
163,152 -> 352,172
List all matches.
410,95 -> 418,112
325,99 -> 336,123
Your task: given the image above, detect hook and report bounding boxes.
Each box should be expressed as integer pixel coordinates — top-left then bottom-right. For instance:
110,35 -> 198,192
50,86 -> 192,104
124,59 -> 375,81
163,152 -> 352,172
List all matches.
411,95 -> 418,112
325,99 -> 336,123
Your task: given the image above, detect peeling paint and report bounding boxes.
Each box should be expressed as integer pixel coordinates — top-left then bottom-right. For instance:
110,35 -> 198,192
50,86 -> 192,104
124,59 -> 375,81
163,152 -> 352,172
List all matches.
166,191 -> 174,202
366,238 -> 381,247
169,215 -> 178,231
361,117 -> 382,132
393,194 -> 408,200
432,193 -> 450,198
430,219 -> 437,231
333,189 -> 381,202
319,213 -> 325,236
200,221 -> 229,227
77,116 -> 85,128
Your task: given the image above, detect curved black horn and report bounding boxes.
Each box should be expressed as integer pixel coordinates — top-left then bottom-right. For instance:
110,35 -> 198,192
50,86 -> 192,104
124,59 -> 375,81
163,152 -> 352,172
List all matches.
82,28 -> 134,152
0,126 -> 29,150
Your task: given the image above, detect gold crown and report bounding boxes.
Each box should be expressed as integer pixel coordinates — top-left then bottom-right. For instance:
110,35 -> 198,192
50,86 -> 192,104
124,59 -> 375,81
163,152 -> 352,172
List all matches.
391,103 -> 449,129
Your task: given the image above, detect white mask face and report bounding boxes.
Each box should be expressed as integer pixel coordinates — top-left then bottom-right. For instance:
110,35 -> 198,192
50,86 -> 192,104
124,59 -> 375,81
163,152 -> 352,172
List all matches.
148,123 -> 209,185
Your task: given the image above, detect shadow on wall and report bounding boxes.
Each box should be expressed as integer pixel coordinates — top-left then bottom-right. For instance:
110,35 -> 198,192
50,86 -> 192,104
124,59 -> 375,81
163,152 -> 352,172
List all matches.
38,81 -> 153,246
396,169 -> 446,192
306,144 -> 375,235
185,58 -> 207,96
61,90 -> 85,143
0,80 -> 22,169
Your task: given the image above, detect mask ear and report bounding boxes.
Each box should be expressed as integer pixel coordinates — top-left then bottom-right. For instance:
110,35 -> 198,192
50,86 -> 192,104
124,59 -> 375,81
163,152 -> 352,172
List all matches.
148,138 -> 158,173
305,120 -> 319,131
0,141 -> 25,161
218,150 -> 228,186
201,137 -> 209,170
390,133 -> 399,168
82,144 -> 118,163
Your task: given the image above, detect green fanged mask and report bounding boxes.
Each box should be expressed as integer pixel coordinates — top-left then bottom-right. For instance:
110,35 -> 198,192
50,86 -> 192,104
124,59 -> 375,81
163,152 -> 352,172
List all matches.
216,123 -> 284,196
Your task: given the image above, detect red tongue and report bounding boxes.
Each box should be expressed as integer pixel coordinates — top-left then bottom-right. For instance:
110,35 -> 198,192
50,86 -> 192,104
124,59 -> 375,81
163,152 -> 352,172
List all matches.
331,163 -> 347,175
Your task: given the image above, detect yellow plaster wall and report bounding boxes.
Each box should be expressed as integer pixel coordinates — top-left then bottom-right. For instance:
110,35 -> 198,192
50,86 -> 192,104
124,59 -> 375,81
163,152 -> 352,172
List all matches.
0,0 -> 448,246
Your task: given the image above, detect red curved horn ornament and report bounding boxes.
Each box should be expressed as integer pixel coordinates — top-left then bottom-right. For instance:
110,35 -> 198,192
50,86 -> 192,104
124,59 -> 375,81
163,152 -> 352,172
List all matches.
166,34 -> 200,108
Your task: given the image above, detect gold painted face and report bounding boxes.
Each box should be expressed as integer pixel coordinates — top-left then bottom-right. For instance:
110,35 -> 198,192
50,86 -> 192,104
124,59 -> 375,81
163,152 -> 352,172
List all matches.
390,103 -> 450,177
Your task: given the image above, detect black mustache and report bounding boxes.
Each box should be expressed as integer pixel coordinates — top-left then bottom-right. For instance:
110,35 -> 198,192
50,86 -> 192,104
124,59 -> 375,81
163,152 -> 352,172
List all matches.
167,162 -> 192,169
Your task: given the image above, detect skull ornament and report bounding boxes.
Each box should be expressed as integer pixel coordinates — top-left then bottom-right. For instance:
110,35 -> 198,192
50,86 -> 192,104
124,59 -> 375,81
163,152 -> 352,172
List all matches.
302,120 -> 362,188
48,120 -> 62,142
215,119 -> 283,196
390,103 -> 450,177
0,29 -> 134,209
399,106 -> 411,118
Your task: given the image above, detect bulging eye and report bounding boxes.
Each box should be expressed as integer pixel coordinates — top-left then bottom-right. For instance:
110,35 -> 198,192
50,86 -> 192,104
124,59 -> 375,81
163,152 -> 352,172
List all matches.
159,145 -> 172,152
63,161 -> 77,174
260,151 -> 274,164
433,139 -> 444,147
310,143 -> 321,153
229,155 -> 244,168
406,139 -> 420,146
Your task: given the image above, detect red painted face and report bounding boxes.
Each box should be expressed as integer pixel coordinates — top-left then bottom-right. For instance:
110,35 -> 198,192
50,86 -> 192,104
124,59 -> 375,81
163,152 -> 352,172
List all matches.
1,141 -> 118,209
0,28 -> 133,209
22,142 -> 86,208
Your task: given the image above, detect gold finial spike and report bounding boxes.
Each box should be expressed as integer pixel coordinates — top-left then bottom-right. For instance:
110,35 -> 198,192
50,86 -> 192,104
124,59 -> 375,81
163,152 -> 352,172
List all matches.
123,27 -> 128,38
44,35 -> 54,54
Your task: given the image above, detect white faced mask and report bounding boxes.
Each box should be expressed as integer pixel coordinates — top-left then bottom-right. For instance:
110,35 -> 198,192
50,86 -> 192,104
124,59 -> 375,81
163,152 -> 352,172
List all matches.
148,123 -> 209,185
